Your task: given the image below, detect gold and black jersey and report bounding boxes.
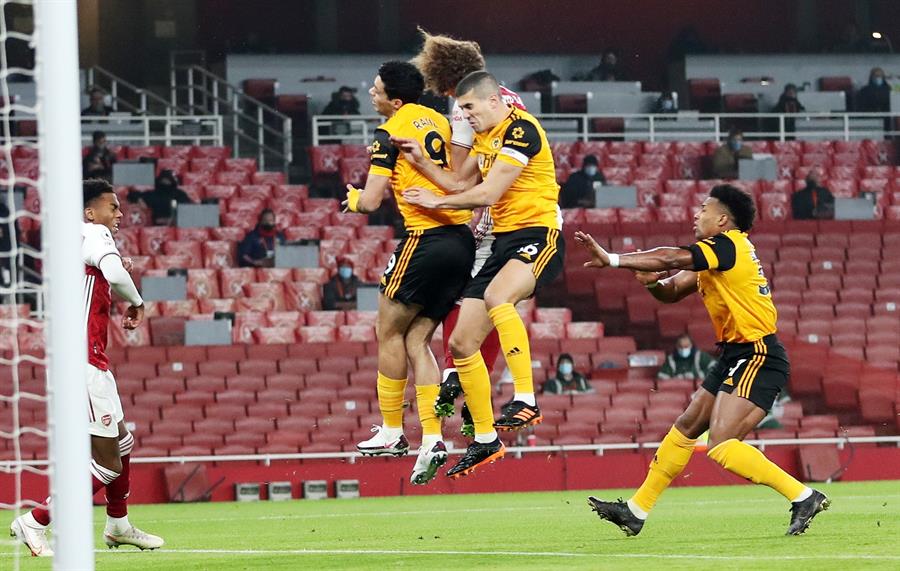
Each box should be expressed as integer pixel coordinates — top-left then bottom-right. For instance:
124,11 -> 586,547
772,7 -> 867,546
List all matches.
369,103 -> 472,231
470,107 -> 560,233
686,229 -> 778,343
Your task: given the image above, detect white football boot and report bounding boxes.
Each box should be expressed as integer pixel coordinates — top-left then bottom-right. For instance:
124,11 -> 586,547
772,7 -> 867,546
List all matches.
410,440 -> 449,485
104,526 -> 165,550
9,513 -> 53,557
356,425 -> 410,456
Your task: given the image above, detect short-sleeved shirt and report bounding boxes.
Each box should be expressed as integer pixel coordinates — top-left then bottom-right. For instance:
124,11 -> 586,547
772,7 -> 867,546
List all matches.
470,107 -> 560,233
368,103 -> 472,231
82,222 -> 120,370
684,229 -> 778,343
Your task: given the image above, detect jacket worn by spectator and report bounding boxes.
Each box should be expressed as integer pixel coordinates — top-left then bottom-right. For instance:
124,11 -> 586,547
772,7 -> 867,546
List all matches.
322,272 -> 362,311
657,348 -> 715,380
711,141 -> 753,179
543,371 -> 592,394
238,225 -> 286,268
791,183 -> 835,220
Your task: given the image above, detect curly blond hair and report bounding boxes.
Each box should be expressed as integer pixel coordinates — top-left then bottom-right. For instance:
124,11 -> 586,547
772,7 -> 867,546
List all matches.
411,27 -> 485,95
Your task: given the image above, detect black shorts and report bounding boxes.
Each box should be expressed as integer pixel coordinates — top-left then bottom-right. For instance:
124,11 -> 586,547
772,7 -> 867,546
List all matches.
463,227 -> 564,300
379,224 -> 475,320
701,334 -> 790,412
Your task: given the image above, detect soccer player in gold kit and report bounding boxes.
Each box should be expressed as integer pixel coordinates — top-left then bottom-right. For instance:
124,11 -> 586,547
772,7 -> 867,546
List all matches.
575,184 -> 829,536
403,71 -> 564,477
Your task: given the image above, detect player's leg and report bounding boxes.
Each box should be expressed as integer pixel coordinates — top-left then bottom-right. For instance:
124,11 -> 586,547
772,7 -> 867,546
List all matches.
445,297 -> 504,477
357,293 -> 420,456
435,303 -> 465,417
483,258 -> 543,429
705,341 -> 828,535
588,386 -> 716,536
406,315 -> 449,484
104,420 -> 163,550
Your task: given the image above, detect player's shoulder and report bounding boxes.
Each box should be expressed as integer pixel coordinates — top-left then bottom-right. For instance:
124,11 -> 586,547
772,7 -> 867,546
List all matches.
82,222 -> 113,241
500,86 -> 527,111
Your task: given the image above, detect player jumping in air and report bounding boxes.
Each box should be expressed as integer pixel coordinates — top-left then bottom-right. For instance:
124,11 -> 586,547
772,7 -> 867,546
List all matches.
403,71 -> 565,478
346,62 -> 475,486
10,179 -> 164,557
575,184 -> 829,536
409,29 -> 534,437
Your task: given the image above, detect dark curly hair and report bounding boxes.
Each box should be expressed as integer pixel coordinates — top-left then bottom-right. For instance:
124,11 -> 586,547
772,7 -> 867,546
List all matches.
710,184 -> 756,232
411,28 -> 485,95
378,61 -> 424,105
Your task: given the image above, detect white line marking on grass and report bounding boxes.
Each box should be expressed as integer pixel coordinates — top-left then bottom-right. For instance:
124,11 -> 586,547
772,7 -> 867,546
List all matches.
89,548 -> 900,561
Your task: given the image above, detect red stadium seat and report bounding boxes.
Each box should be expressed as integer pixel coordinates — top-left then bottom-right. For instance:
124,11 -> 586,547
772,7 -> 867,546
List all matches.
308,145 -> 342,175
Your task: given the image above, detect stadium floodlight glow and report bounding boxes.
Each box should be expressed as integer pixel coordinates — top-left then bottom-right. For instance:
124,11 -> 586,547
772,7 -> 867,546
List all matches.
872,31 -> 894,52
872,32 -> 883,39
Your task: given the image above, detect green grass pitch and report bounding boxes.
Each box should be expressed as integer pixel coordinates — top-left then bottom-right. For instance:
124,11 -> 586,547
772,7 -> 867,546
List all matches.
3,480 -> 899,570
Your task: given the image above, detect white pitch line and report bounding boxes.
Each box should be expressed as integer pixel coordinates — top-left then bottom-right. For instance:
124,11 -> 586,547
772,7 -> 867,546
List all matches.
136,493 -> 900,524
84,548 -> 900,561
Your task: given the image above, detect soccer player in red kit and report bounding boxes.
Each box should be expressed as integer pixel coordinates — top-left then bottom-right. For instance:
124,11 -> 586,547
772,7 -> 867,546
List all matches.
10,179 -> 163,556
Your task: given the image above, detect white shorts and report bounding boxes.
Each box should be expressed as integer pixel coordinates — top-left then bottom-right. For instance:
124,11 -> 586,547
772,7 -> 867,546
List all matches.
87,363 -> 124,438
471,234 -> 495,278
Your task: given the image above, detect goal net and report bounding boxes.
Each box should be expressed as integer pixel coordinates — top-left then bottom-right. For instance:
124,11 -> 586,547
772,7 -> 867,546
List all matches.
1,1 -> 93,568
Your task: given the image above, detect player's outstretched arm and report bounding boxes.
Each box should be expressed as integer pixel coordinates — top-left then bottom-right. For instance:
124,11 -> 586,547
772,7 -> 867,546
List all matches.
574,231 -> 695,272
403,160 -> 520,210
634,269 -> 698,303
391,136 -> 481,194
343,174 -> 390,214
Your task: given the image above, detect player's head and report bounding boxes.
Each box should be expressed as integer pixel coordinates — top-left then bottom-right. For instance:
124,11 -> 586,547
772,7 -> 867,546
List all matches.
411,27 -> 484,97
694,184 -> 756,238
83,178 -> 122,234
369,61 -> 424,118
455,71 -> 504,133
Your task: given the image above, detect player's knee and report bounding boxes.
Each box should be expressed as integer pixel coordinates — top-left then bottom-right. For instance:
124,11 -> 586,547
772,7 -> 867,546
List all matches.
482,290 -> 507,311
448,334 -> 476,360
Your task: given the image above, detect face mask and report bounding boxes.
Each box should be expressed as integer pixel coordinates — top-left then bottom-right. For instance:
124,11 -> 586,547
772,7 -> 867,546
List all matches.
584,165 -> 598,177
873,77 -> 885,86
261,222 -> 275,231
677,347 -> 692,358
662,99 -> 674,111
338,266 -> 353,280
559,362 -> 573,375
729,140 -> 742,152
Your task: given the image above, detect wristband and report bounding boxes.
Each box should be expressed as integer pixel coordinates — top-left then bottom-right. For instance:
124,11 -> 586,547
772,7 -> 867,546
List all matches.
608,253 -> 620,268
346,187 -> 362,212
645,281 -> 659,289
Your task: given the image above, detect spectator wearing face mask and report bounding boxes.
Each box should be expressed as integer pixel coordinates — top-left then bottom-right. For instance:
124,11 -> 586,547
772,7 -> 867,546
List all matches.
856,67 -> 890,112
127,169 -> 193,225
83,130 -> 117,181
560,155 -> 605,208
791,168 -> 835,220
322,256 -> 362,311
82,87 -> 113,117
237,209 -> 286,268
711,128 -> 753,179
657,334 -> 715,381
542,353 -> 592,394
579,48 -> 623,81
654,92 -> 678,114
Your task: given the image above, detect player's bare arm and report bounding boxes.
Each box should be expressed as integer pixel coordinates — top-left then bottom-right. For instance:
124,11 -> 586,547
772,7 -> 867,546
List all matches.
391,135 -> 481,193
342,174 -> 390,214
575,231 -> 695,272
403,159 -> 521,210
634,269 -> 699,303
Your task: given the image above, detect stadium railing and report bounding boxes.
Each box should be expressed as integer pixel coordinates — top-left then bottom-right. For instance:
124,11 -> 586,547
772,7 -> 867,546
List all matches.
312,111 -> 900,146
2,435 -> 898,471
6,114 -> 224,147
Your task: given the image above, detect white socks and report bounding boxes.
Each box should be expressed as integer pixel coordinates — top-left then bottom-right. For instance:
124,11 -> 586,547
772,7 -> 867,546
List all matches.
514,392 -> 536,406
791,487 -> 813,503
627,499 -> 649,520
381,426 -> 404,441
475,430 -> 498,444
106,515 -> 131,534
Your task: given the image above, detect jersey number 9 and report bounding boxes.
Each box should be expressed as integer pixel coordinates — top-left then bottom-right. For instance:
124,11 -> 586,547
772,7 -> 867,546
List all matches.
424,131 -> 448,167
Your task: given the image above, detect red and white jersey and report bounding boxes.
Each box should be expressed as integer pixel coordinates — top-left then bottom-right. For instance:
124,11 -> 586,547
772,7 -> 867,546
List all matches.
450,85 -> 527,150
82,222 -> 119,371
